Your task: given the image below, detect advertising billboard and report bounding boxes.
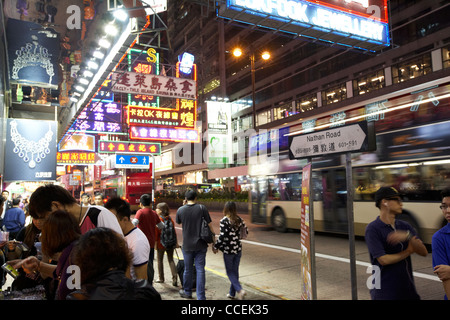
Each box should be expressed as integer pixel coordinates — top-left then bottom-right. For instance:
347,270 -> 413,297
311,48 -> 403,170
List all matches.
4,119 -> 57,181
218,0 -> 390,51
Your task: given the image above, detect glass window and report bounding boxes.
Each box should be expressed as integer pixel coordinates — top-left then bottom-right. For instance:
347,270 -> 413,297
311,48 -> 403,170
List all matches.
322,83 -> 347,106
353,162 -> 450,202
353,70 -> 385,96
273,102 -> 292,121
256,109 -> 271,126
295,93 -> 318,113
443,45 -> 450,69
392,53 -> 432,84
268,173 -> 301,201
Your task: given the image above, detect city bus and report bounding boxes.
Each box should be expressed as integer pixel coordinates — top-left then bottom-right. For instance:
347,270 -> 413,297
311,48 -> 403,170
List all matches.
102,171 -> 152,210
248,82 -> 450,244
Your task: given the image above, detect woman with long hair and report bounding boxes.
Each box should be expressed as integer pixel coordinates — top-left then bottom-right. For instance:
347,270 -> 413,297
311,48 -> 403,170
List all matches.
213,201 -> 248,299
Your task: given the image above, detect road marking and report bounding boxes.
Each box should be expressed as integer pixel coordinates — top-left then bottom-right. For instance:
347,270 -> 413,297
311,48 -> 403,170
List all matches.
176,226 -> 440,282
240,239 -> 441,282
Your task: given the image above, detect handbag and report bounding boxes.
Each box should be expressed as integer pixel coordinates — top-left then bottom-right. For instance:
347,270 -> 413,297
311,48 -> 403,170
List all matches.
238,217 -> 248,240
200,216 -> 214,243
239,224 -> 248,240
199,205 -> 214,243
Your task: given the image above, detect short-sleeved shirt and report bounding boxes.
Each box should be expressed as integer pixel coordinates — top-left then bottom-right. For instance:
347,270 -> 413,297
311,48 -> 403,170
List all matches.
135,207 -> 160,248
176,203 -> 212,251
125,227 -> 150,280
365,216 -> 420,300
432,223 -> 450,300
80,205 -> 123,236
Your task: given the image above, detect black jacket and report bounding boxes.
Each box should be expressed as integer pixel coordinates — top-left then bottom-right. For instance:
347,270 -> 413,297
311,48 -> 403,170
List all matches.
68,270 -> 161,300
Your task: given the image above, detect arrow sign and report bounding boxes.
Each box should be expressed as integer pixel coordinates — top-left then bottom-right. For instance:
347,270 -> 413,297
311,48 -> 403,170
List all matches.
288,121 -> 375,159
115,154 -> 150,169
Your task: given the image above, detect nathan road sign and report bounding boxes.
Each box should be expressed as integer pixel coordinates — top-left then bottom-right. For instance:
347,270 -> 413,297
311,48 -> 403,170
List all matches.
288,121 -> 376,160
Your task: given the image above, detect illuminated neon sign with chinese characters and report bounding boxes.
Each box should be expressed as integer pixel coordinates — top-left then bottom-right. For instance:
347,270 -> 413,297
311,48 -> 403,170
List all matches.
57,151 -> 99,165
71,101 -> 123,134
128,99 -> 196,129
129,126 -> 200,143
98,140 -> 161,155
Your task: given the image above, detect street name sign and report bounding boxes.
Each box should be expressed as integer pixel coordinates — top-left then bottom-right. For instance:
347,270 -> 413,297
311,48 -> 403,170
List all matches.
114,154 -> 150,169
288,121 -> 375,159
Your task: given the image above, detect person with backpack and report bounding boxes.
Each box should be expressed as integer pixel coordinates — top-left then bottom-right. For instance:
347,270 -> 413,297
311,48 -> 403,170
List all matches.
213,201 -> 248,300
155,202 -> 178,286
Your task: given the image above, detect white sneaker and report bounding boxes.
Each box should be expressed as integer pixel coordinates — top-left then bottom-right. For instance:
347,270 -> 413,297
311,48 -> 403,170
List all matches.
227,293 -> 235,299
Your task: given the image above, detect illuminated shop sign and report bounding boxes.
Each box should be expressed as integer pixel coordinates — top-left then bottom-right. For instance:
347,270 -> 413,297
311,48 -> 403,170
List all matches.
128,99 -> 196,129
112,72 -> 197,100
71,101 -> 122,134
220,0 -> 390,50
58,134 -> 96,152
127,48 -> 159,107
57,151 -> 99,165
92,77 -> 114,102
98,140 -> 161,155
129,125 -> 200,143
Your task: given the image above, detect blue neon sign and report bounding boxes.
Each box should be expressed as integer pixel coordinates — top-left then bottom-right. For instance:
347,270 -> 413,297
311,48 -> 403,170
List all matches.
225,0 -> 390,49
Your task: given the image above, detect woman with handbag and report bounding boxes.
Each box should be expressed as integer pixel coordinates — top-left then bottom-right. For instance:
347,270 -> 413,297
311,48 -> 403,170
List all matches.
213,201 -> 248,300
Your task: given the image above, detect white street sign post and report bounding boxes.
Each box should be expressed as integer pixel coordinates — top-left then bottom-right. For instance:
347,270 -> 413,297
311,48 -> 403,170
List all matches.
288,121 -> 376,300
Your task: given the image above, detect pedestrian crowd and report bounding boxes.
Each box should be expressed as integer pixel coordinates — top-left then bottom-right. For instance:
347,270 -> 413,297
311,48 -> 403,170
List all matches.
1,183 -> 450,300
0,185 -> 248,300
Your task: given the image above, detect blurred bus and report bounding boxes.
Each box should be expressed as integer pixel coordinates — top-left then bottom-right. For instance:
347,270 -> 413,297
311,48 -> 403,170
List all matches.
102,171 -> 152,210
248,82 -> 450,244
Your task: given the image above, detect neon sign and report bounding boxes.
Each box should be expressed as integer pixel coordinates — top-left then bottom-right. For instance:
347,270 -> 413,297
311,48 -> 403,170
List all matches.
223,0 -> 390,50
71,101 -> 122,133
128,99 -> 196,129
57,151 -> 98,165
129,125 -> 200,143
98,140 -> 161,155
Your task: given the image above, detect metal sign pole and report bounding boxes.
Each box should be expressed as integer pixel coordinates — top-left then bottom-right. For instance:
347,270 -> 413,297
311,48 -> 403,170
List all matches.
308,158 -> 317,300
346,152 -> 358,300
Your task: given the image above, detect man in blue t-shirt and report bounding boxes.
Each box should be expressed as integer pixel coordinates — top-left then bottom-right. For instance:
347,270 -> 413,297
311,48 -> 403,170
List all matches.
432,188 -> 450,300
365,187 -> 428,300
3,198 -> 25,239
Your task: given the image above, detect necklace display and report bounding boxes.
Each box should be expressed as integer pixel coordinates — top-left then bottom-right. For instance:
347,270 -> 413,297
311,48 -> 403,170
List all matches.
10,120 -> 53,168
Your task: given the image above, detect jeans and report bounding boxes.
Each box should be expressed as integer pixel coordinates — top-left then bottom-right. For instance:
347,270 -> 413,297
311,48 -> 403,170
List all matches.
223,251 -> 242,297
182,247 -> 207,300
147,248 -> 155,283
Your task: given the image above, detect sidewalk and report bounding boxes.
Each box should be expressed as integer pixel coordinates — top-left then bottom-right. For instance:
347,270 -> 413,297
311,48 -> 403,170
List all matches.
1,255 -> 282,301
152,253 -> 282,300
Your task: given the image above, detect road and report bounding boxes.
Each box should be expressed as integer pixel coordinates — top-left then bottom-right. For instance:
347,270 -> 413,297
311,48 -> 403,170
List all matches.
178,210 -> 446,300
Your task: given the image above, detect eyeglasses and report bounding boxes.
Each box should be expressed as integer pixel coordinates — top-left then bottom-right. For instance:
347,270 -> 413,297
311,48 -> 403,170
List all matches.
440,204 -> 450,210
385,197 -> 402,202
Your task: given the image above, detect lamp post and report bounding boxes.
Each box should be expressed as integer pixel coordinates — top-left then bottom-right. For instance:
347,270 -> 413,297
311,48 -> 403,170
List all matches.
232,48 -> 270,129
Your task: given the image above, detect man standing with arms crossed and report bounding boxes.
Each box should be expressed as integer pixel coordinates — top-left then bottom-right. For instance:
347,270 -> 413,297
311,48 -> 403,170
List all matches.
432,188 -> 450,299
365,186 -> 428,300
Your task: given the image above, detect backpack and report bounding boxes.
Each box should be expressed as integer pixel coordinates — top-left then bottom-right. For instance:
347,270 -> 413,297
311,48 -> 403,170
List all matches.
160,217 -> 177,249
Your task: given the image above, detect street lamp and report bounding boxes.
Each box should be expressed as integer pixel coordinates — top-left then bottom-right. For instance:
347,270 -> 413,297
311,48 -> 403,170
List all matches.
232,47 -> 271,129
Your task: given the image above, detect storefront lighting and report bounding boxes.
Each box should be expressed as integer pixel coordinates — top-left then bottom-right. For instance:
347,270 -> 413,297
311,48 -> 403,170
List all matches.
113,8 -> 128,22
78,78 -> 90,85
93,50 -> 105,59
98,38 -> 111,48
83,70 -> 94,78
88,60 -> 99,70
104,23 -> 118,36
75,85 -> 85,92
